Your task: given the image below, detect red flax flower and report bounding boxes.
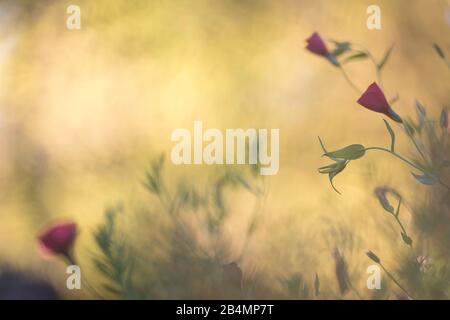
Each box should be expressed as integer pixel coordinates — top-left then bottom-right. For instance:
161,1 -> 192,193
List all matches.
357,82 -> 403,123
306,32 -> 339,66
306,32 -> 329,56
38,222 -> 77,262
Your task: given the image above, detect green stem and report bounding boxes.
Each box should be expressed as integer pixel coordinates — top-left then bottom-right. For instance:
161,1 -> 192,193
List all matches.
394,216 -> 415,252
410,137 -> 428,163
401,123 -> 428,163
394,216 -> 407,235
364,147 -> 450,191
351,44 -> 384,88
339,65 -> 361,94
379,263 -> 414,299
363,147 -> 424,172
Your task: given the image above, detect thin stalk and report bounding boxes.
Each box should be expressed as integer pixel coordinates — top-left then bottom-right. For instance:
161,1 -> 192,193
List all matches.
394,216 -> 415,252
352,43 -> 384,88
438,178 -> 450,190
363,147 -> 424,172
339,65 -> 361,94
363,146 -> 450,190
394,216 -> 408,235
379,263 -> 414,299
401,123 -> 428,163
409,136 -> 428,163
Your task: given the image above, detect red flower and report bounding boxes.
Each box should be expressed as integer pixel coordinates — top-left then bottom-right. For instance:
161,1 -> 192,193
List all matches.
38,222 -> 77,258
357,82 -> 403,123
306,32 -> 329,56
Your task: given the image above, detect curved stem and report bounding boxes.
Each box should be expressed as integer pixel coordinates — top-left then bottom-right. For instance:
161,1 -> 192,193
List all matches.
338,65 -> 361,94
395,216 -> 408,235
364,147 -> 450,191
363,147 -> 424,172
336,43 -> 384,95
351,43 -> 384,88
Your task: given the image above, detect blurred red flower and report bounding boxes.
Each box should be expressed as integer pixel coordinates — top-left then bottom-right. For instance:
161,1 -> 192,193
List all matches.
306,32 -> 329,56
38,222 -> 77,258
357,82 -> 403,123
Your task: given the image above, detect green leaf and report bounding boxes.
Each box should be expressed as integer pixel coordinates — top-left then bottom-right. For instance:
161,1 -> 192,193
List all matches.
318,164 -> 338,174
403,120 -> 416,137
378,45 -> 394,70
383,120 -> 395,152
318,161 -> 346,174
318,137 -> 342,162
94,259 -> 117,281
318,138 -> 353,194
93,207 -> 135,298
411,172 -> 438,185
331,41 -> 352,56
342,52 -> 368,64
314,273 -> 320,296
415,101 -> 426,117
324,144 -> 366,160
143,154 -> 166,194
401,232 -> 413,246
415,101 -> 427,127
318,160 -> 347,194
318,136 -> 328,153
329,166 -> 345,195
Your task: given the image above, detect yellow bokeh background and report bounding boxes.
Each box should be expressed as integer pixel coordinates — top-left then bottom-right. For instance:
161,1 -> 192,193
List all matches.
0,0 -> 448,298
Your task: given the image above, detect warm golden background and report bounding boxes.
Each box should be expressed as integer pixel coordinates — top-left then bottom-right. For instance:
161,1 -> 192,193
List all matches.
0,0 -> 449,298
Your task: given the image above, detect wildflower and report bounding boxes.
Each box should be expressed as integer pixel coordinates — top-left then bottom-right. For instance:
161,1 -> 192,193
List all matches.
306,32 -> 339,66
357,82 -> 403,123
38,222 -> 77,262
416,256 -> 432,273
306,32 -> 329,56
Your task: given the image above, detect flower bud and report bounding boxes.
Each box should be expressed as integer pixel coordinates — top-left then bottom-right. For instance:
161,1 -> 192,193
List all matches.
366,250 -> 381,263
306,32 -> 329,57
38,222 -> 77,261
357,82 -> 403,123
